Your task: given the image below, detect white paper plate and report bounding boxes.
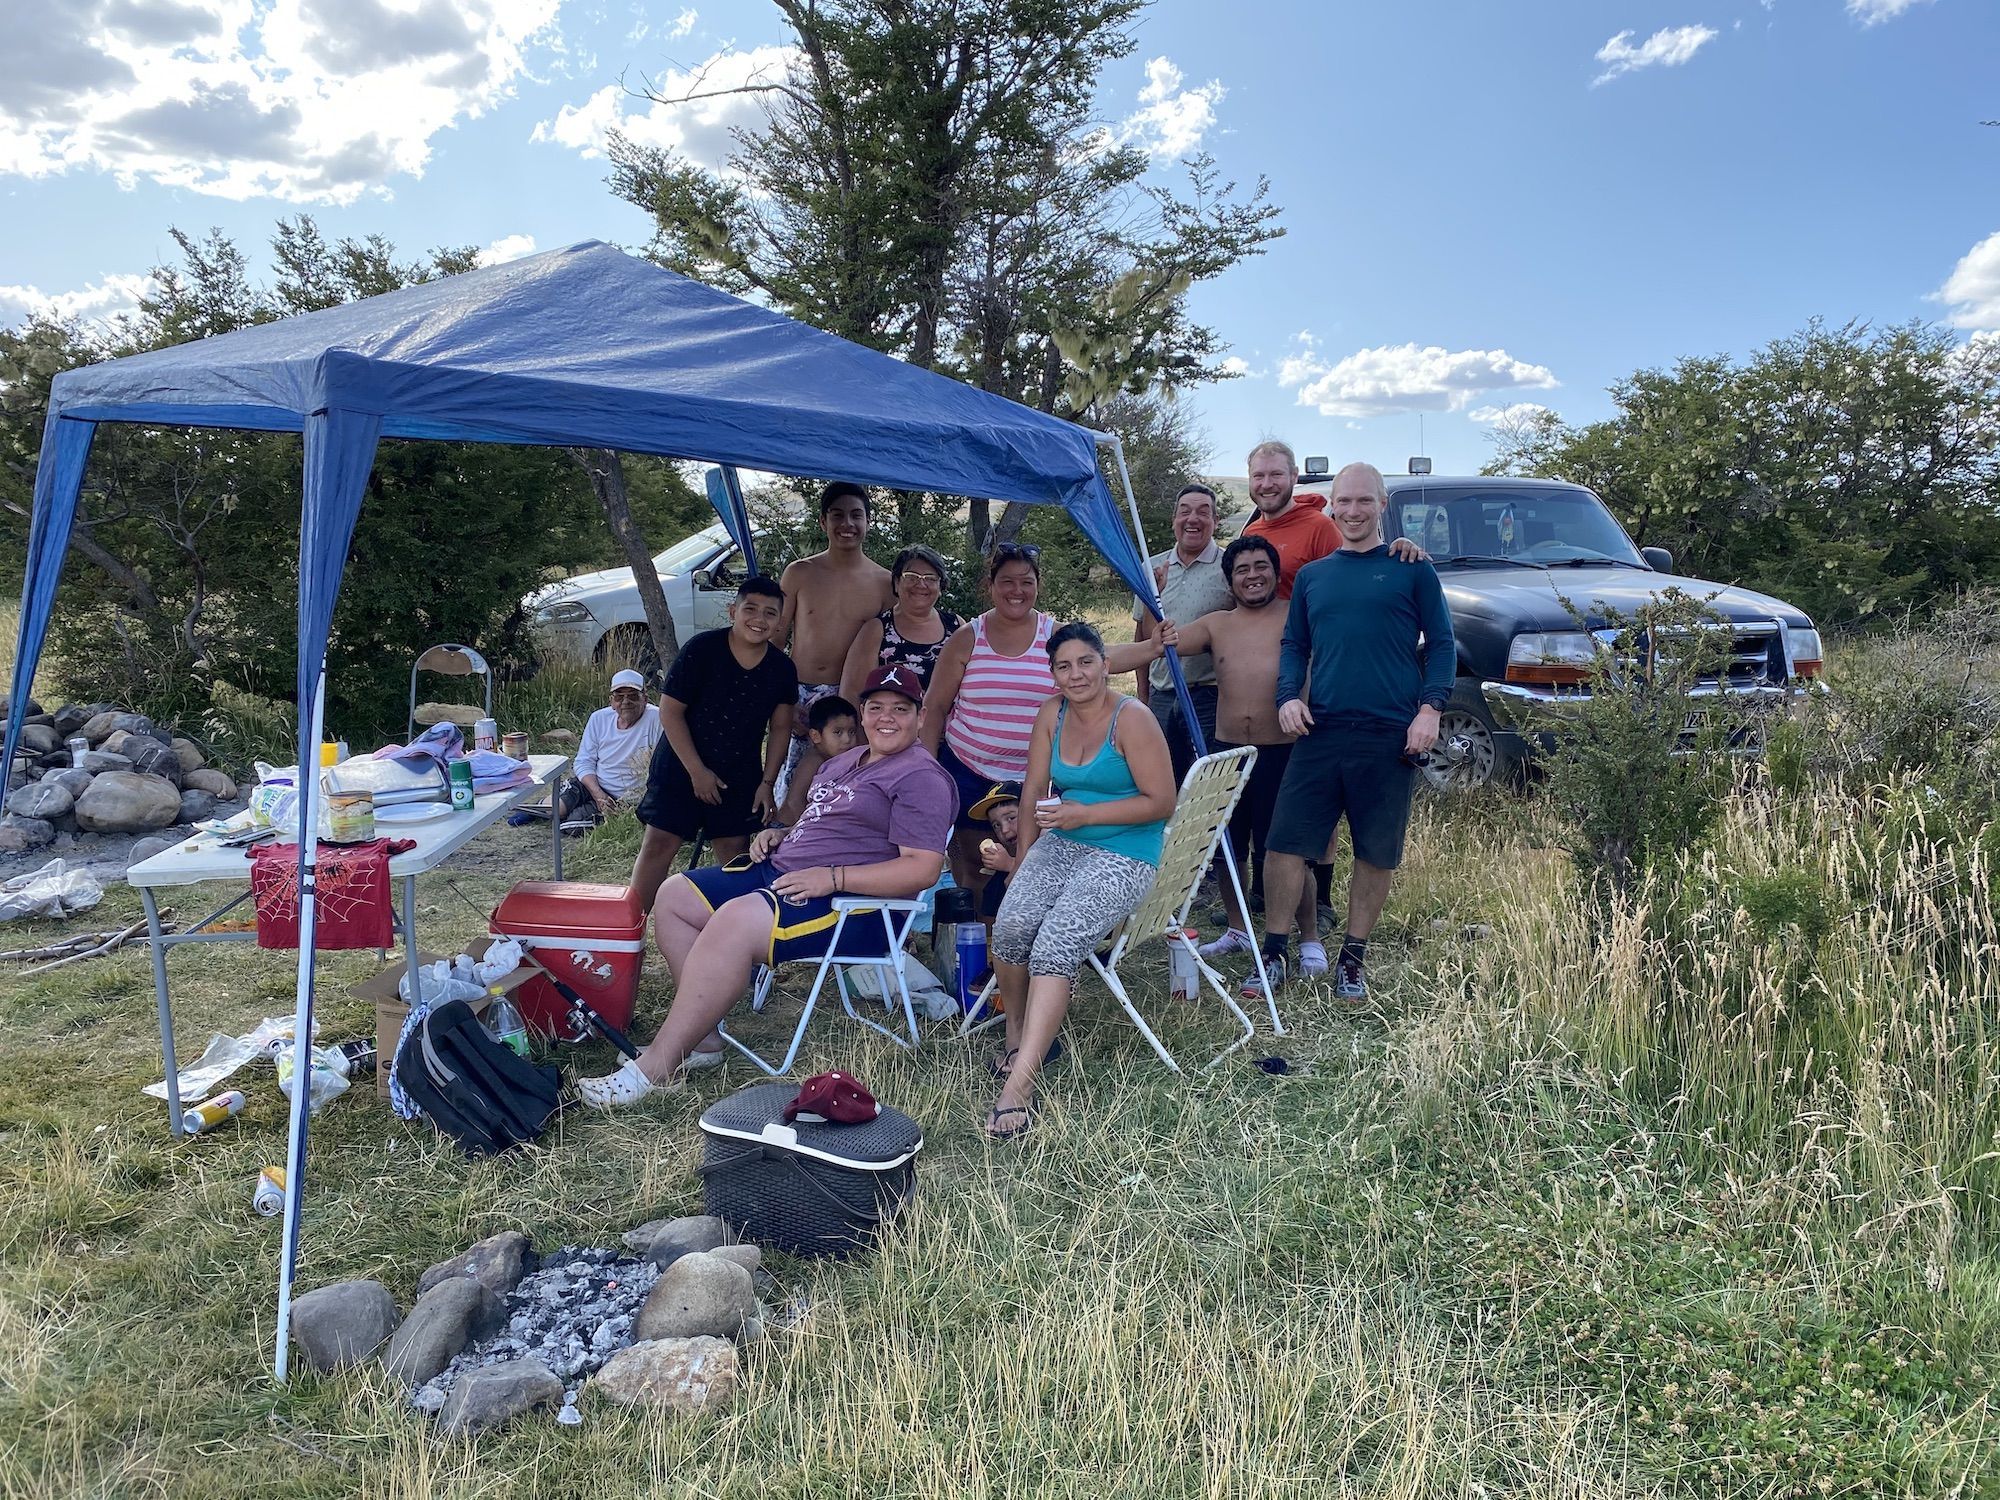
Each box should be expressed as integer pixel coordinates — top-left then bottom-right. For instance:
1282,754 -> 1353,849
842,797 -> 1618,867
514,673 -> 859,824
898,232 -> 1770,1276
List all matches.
373,801 -> 454,826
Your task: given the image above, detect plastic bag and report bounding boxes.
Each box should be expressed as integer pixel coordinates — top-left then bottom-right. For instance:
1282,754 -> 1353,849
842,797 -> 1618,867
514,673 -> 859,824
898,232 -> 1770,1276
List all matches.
0,858 -> 104,921
271,1039 -> 351,1115
399,958 -> 486,1007
142,1014 -> 313,1100
249,762 -> 300,831
847,955 -> 957,1021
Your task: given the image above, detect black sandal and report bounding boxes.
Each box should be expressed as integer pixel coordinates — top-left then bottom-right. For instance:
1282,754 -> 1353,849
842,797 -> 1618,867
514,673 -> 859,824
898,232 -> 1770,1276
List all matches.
982,1104 -> 1037,1142
985,1037 -> 1065,1081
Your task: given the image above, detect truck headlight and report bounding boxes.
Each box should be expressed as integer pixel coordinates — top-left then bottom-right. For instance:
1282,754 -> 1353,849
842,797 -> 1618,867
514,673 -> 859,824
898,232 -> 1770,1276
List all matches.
1788,628 -> 1821,679
534,601 -> 594,625
1505,631 -> 1599,686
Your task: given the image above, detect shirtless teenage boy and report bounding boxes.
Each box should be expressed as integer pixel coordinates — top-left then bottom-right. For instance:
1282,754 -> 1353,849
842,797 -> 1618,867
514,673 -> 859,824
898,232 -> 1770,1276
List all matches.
1137,534 -> 1325,973
774,481 -> 894,815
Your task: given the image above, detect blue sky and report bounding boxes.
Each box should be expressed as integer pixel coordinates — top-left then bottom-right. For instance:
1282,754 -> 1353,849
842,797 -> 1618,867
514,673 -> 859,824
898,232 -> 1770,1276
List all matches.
2,0 -> 1994,479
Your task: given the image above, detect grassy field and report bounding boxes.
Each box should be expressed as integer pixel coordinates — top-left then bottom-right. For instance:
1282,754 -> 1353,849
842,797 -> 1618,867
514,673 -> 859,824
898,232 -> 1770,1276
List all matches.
3,625 -> 1999,1498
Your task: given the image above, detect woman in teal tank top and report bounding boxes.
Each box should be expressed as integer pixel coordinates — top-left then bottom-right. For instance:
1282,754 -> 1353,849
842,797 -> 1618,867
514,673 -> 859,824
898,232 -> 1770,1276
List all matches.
982,622 -> 1176,1141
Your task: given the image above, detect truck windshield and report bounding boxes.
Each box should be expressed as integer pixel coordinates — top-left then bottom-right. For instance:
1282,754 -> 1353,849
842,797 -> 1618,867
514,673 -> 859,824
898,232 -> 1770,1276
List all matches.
650,530 -> 727,574
1390,487 -> 1645,568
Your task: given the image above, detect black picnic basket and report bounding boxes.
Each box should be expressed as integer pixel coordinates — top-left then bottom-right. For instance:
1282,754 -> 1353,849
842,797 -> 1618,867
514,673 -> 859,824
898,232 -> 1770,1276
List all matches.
696,1081 -> 923,1258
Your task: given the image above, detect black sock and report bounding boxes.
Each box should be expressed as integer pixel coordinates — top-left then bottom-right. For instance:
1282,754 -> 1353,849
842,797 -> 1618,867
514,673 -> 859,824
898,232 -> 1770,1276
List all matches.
1340,935 -> 1367,966
1261,931 -> 1291,964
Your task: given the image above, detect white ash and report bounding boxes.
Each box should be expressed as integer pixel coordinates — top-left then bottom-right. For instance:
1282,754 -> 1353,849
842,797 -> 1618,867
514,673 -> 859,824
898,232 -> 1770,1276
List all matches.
409,1246 -> 661,1414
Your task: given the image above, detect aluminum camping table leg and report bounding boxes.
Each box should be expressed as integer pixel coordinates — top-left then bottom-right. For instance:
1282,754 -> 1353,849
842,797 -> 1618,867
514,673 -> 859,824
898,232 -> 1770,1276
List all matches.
142,887 -> 184,1137
402,874 -> 421,990
551,788 -> 563,881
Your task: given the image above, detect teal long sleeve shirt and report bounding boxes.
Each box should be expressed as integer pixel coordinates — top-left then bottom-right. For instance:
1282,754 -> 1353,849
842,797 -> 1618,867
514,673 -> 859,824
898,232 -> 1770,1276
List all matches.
1276,546 -> 1456,740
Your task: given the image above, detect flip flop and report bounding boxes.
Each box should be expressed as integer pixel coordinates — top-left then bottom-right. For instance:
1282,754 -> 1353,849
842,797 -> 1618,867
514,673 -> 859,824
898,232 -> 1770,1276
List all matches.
982,1104 -> 1037,1142
575,1059 -> 669,1110
985,1036 -> 1065,1081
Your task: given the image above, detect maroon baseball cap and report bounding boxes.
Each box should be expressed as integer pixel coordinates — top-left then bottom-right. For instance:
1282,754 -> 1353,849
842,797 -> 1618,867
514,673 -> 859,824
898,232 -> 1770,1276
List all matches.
783,1070 -> 881,1124
859,663 -> 925,704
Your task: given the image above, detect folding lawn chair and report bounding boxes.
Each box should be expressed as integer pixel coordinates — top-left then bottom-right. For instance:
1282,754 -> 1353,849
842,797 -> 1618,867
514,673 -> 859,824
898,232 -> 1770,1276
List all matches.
408,642 -> 494,741
715,898 -> 926,1076
958,747 -> 1283,1071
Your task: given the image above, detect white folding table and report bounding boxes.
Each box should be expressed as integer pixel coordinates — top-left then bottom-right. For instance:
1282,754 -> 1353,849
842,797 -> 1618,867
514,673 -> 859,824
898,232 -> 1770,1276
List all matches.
127,753 -> 571,1135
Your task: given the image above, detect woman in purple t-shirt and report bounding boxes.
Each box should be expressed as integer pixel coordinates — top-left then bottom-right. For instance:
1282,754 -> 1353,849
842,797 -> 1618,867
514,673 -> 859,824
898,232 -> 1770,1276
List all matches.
579,664 -> 957,1108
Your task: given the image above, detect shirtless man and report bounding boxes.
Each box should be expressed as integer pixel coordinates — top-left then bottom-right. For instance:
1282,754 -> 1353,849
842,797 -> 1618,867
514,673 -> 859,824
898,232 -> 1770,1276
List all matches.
774,481 -> 894,817
1135,535 -> 1325,973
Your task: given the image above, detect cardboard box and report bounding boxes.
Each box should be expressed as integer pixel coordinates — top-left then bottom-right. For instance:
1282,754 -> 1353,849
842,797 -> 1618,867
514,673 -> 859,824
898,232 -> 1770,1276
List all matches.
352,936 -> 537,1098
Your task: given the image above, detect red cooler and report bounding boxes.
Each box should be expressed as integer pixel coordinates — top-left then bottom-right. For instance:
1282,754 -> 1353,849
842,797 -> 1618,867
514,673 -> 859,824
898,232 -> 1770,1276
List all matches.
491,881 -> 646,1040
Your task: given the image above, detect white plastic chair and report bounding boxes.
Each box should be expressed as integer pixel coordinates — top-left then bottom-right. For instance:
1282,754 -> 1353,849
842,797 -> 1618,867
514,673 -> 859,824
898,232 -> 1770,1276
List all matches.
961,747 -> 1282,1071
715,898 -> 925,1076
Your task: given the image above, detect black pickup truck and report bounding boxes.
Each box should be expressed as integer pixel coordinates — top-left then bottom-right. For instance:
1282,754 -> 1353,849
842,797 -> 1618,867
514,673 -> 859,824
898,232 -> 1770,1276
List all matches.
1291,470 -> 1823,788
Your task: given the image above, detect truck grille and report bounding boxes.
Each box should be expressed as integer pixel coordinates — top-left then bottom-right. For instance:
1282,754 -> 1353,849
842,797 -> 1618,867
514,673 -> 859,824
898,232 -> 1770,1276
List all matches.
1634,621 -> 1785,689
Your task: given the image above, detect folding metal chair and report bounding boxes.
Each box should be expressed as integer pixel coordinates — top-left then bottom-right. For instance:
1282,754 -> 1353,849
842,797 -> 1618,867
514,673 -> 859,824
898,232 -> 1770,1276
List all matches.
715,898 -> 926,1076
960,747 -> 1283,1071
408,642 -> 494,741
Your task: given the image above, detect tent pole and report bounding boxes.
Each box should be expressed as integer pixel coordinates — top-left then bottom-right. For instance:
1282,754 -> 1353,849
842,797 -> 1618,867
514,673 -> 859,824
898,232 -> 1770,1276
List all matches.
272,667 -> 327,1383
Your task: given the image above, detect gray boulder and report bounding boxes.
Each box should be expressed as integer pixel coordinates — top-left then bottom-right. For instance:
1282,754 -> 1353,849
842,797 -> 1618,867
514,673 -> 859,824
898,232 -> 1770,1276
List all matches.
2,698 -> 46,723
51,705 -> 91,739
416,1229 -> 532,1298
8,781 -> 74,823
177,789 -> 217,824
707,1243 -> 762,1277
171,737 -> 206,773
129,834 -> 182,865
75,750 -> 132,775
108,712 -> 162,743
589,1336 -> 739,1413
128,741 -> 182,788
182,768 -> 239,799
79,711 -> 122,746
633,1252 -> 755,1343
289,1280 -> 399,1373
438,1358 -> 562,1434
74,772 -> 180,834
47,768 -> 94,800
17,724 -> 59,756
34,750 -> 71,771
100,730 -> 137,759
0,815 -> 55,853
382,1278 -> 502,1387
625,1214 -> 734,1266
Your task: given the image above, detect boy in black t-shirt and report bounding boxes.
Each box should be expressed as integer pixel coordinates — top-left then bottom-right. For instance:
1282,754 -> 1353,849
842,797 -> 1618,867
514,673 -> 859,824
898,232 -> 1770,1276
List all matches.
631,576 -> 799,913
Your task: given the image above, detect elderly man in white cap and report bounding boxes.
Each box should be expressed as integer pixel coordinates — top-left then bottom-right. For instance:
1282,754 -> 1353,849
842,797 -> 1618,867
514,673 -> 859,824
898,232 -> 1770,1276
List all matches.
557,667 -> 662,832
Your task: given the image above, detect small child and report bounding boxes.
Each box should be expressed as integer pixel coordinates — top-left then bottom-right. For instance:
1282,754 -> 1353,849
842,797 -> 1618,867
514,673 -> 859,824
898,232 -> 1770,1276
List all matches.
777,694 -> 858,824
968,781 -> 1022,919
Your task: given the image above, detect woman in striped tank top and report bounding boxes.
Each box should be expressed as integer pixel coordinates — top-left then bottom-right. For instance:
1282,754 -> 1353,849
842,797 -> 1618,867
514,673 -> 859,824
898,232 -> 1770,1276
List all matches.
924,544 -> 1058,891
925,543 -> 1163,895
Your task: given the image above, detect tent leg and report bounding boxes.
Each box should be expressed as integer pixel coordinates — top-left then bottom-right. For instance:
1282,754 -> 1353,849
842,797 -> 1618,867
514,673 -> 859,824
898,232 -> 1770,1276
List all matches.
273,670 -> 328,1384
142,888 -> 185,1137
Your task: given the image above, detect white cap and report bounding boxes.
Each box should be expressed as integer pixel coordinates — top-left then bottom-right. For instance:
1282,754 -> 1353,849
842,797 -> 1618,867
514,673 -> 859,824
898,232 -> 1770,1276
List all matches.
610,669 -> 647,691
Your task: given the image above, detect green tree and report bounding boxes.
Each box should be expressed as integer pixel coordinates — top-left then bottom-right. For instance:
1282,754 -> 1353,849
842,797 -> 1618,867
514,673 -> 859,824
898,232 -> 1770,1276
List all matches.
608,0 -> 1279,548
1485,321 -> 2000,626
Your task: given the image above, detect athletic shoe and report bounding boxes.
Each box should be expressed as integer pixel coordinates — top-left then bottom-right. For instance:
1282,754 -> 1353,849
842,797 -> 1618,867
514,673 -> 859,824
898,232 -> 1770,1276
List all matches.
559,818 -> 597,835
1198,928 -> 1254,959
1240,952 -> 1286,1002
1297,941 -> 1329,977
1334,955 -> 1368,1003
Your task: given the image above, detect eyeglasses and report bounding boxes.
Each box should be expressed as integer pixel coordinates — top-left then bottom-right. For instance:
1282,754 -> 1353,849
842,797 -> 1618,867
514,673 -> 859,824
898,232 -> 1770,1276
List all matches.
991,543 -> 1041,564
898,572 -> 943,588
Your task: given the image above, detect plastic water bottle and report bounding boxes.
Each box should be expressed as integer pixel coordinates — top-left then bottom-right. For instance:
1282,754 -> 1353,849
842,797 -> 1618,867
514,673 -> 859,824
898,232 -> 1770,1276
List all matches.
955,923 -> 988,1013
484,995 -> 530,1058
1169,931 -> 1198,999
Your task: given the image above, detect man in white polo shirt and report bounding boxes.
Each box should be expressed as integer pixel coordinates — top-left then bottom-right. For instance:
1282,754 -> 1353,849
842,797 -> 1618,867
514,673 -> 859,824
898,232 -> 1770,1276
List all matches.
557,668 -> 663,831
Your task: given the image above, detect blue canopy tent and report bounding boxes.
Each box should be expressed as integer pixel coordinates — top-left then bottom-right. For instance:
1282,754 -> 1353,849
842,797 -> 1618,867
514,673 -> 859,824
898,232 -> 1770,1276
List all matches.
2,239 -> 1218,1379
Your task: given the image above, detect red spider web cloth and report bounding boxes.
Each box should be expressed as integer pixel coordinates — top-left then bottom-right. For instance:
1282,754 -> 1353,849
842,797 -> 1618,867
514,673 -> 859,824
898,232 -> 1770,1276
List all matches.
246,838 -> 415,950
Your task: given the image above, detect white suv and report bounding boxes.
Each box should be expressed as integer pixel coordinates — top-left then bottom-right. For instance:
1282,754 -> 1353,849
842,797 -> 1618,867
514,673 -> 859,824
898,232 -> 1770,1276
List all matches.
524,522 -> 759,668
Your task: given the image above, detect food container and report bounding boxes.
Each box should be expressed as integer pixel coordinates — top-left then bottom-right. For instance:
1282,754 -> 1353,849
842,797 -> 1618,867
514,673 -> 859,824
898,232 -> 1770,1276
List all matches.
67,736 -> 90,760
501,731 -> 529,760
323,788 -> 375,843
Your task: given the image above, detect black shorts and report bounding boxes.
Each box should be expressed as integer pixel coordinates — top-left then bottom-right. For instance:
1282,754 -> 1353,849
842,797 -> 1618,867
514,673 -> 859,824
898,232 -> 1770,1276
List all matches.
1214,739 -> 1291,868
937,740 -> 1003,833
1265,732 -> 1416,870
635,749 -> 763,842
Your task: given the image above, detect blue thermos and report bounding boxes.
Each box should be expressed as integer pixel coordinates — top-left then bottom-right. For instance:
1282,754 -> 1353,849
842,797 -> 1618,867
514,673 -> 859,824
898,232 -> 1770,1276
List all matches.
955,922 -> 989,1013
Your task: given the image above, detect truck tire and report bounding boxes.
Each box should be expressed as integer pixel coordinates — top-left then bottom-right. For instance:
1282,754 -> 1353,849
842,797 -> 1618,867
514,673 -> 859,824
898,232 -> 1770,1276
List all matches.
1424,683 -> 1522,792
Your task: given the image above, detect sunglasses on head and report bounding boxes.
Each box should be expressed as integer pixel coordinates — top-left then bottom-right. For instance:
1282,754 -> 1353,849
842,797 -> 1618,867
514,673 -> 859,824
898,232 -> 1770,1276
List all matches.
991,542 -> 1042,564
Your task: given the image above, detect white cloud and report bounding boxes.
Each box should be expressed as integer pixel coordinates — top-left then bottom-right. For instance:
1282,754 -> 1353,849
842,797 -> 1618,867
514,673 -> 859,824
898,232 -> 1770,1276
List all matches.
532,44 -> 794,168
1114,56 -> 1223,162
1934,229 -> 2000,332
0,0 -> 564,204
1292,343 -> 1559,419
475,232 -> 537,266
1592,25 -> 1718,86
0,271 -> 150,330
1276,330 -> 1323,388
666,7 -> 698,39
1220,355 -> 1255,378
1848,0 -> 1931,23
1467,401 -> 1555,426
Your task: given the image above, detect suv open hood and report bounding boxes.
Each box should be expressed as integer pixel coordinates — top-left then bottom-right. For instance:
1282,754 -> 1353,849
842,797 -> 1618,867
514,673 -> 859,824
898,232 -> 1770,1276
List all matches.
1438,564 -> 1813,631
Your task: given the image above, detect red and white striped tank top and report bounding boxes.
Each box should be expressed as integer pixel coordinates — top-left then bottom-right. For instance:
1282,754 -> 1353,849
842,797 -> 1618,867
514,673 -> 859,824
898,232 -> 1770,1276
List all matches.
943,611 -> 1056,779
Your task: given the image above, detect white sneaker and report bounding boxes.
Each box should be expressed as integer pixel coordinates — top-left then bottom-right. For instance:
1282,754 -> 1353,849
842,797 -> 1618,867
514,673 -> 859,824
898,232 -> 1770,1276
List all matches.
1199,928 -> 1254,959
1298,941 -> 1329,977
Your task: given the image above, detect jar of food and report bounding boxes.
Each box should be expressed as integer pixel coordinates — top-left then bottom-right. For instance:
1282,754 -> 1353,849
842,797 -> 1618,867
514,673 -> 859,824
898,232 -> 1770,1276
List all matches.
501,730 -> 529,760
323,788 -> 375,843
